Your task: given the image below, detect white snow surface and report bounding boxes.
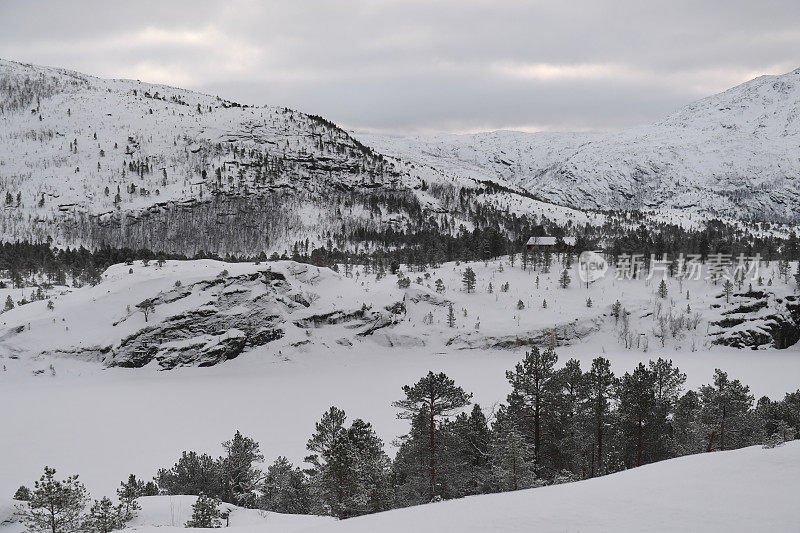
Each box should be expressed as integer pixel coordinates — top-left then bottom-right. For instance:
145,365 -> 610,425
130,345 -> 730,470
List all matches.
302,443 -> 800,533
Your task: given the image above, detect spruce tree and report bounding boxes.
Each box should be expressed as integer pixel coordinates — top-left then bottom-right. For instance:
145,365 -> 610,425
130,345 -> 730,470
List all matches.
449,405 -> 491,496
305,407 -> 391,518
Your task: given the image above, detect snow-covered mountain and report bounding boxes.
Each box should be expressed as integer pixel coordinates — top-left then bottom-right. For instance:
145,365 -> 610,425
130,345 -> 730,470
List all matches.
0,59 -> 607,256
361,68 -> 800,222
0,59 -> 411,255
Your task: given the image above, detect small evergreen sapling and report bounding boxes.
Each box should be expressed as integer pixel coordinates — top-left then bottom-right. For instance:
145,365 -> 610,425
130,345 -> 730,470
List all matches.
559,269 -> 571,289
83,497 -> 125,533
657,279 -> 668,299
185,494 -> 222,528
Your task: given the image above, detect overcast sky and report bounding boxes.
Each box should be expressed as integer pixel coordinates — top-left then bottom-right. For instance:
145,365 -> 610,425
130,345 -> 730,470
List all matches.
1,1 -> 798,134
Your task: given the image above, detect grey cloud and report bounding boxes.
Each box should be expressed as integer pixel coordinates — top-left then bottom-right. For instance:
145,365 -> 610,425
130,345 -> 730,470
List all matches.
1,0 -> 798,134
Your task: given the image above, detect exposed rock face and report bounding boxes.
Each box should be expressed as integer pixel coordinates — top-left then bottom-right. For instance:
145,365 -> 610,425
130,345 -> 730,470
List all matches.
710,292 -> 800,349
111,269 -> 293,369
445,318 -> 601,350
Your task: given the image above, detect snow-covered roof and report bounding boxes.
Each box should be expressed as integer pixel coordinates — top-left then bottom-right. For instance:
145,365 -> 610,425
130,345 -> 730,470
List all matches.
527,236 -> 556,246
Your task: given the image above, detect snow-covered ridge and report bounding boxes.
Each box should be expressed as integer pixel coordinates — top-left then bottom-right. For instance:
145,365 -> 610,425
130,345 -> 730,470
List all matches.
360,68 -> 800,222
300,442 -> 800,532
0,59 -> 424,254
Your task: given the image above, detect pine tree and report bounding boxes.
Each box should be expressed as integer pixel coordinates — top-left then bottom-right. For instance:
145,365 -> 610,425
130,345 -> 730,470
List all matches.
305,407 -> 391,518
220,431 -> 263,507
505,346 -> 560,467
13,486 -> 32,501
584,358 -> 616,476
156,451 -> 221,498
517,299 -> 524,310
4,295 -> 14,311
698,369 -> 755,451
115,475 -> 142,522
447,303 -> 456,328
586,297 -> 593,308
617,363 -> 656,467
185,494 -> 221,528
722,279 -> 734,303
16,467 -> 88,533
393,372 -> 472,502
260,457 -> 311,514
490,415 -> 535,491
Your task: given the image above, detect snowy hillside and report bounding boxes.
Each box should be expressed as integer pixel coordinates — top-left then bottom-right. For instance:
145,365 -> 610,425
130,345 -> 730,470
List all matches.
300,443 -> 800,533
361,68 -> 800,222
0,59 -> 610,256
3,256 -> 799,370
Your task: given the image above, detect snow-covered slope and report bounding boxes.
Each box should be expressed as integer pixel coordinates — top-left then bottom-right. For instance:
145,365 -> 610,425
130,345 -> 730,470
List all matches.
361,68 -> 800,222
0,59 -> 447,254
302,443 -> 800,533
0,59 -> 609,255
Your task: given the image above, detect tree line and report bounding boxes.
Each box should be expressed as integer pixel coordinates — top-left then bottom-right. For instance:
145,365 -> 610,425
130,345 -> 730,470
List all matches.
13,350 -> 799,527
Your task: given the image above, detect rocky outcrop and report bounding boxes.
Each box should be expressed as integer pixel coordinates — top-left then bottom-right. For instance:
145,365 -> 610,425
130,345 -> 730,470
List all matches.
110,269 -> 296,369
445,318 -> 601,350
710,293 -> 800,350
